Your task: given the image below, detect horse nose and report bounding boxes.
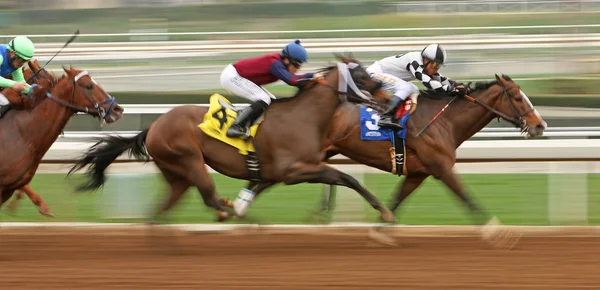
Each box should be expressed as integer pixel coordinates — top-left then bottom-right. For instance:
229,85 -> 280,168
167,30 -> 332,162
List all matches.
112,104 -> 124,115
534,124 -> 545,135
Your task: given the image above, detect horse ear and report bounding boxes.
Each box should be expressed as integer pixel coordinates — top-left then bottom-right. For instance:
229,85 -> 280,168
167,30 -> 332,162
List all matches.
495,74 -> 503,83
341,55 -> 350,64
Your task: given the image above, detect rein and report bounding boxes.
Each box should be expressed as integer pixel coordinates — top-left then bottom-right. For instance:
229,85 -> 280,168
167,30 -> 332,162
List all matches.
417,83 -> 533,137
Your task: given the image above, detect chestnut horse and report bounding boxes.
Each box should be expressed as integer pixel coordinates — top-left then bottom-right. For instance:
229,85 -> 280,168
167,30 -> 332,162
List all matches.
68,55 -> 397,223
244,74 -> 547,248
5,60 -> 57,217
0,60 -> 123,209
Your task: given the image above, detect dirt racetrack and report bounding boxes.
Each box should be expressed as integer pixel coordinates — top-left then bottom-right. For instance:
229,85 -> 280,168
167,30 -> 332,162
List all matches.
0,228 -> 598,290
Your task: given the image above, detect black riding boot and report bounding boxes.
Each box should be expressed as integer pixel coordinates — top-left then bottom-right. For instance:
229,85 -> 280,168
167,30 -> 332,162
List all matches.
0,105 -> 11,118
377,96 -> 404,131
226,100 -> 268,138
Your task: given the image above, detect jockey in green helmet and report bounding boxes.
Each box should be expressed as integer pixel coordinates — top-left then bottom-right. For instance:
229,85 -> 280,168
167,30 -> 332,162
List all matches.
0,36 -> 35,117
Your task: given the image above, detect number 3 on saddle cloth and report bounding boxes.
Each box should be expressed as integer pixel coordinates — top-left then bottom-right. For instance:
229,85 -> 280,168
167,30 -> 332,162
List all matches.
198,94 -> 262,181
359,95 -> 417,176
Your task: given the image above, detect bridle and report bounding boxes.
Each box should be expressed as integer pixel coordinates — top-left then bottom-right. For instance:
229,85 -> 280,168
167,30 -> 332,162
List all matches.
41,70 -> 117,122
463,83 -> 534,133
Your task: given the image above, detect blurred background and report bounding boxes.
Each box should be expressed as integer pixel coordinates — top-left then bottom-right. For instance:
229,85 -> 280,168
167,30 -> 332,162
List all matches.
2,0 -> 598,226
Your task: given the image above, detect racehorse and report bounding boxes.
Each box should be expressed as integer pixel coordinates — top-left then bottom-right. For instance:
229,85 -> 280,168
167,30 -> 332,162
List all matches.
0,60 -> 123,208
68,55 -> 397,224
243,74 -> 547,248
5,60 -> 57,217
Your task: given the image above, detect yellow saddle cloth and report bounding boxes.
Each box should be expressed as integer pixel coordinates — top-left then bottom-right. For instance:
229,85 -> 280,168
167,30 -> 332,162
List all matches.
197,94 -> 260,155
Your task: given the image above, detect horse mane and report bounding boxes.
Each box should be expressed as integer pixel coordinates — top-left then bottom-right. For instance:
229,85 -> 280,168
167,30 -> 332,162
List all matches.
271,64 -> 338,104
417,88 -> 454,100
471,80 -> 498,93
418,75 -> 509,100
470,74 -> 512,93
29,74 -> 68,105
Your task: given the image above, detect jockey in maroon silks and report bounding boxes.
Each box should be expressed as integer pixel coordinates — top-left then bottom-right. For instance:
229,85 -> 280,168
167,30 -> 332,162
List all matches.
220,39 -> 324,138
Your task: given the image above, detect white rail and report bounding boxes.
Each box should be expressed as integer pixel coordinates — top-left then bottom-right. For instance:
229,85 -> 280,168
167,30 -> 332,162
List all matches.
43,139 -> 600,162
385,0 -> 600,14
4,25 -> 600,39
56,128 -> 600,140
27,33 -> 600,55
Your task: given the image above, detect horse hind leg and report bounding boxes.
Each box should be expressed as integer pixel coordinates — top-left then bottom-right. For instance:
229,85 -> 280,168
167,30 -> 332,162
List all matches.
151,173 -> 191,224
145,166 -> 192,255
282,163 -> 396,223
6,190 -> 24,214
188,157 -> 232,222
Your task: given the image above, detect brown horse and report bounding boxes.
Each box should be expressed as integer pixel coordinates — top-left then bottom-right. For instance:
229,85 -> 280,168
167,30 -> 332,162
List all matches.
244,74 -> 547,248
0,60 -> 123,208
68,55 -> 397,224
5,60 -> 57,217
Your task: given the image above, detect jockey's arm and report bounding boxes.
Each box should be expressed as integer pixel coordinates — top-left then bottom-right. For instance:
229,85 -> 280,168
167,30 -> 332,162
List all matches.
269,61 -> 314,87
408,61 -> 452,92
0,55 -> 30,94
437,73 -> 457,87
10,68 -> 31,94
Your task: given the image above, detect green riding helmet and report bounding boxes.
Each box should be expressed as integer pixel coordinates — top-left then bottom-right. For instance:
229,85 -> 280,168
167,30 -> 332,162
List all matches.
7,36 -> 35,60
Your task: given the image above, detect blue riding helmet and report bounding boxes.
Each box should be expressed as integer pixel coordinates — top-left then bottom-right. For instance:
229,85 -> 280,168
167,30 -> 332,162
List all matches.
281,39 -> 308,65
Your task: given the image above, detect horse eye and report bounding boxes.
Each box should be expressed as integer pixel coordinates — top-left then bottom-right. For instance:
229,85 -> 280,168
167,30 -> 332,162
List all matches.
86,84 -> 93,90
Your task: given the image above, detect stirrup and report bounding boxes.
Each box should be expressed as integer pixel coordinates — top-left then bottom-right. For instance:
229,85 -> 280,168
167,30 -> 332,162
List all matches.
226,124 -> 250,138
378,116 -> 403,131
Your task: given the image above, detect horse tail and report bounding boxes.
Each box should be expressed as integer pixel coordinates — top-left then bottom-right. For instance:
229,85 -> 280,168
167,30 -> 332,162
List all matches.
68,128 -> 150,192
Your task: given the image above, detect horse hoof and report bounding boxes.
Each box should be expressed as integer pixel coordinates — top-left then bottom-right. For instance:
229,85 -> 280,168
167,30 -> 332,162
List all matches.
216,211 -> 230,222
39,207 -> 55,217
481,216 -> 521,250
6,201 -> 19,212
380,211 -> 396,223
219,198 -> 234,208
368,228 -> 397,247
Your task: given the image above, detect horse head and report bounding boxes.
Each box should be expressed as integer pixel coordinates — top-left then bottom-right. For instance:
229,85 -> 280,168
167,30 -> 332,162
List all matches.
471,74 -> 547,137
46,66 -> 124,123
332,53 -> 387,111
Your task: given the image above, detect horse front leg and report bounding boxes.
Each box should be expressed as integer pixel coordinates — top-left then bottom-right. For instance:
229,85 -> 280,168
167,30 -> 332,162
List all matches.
281,162 -> 396,223
432,165 -> 521,250
6,184 -> 54,217
389,175 -> 427,214
230,181 -> 278,219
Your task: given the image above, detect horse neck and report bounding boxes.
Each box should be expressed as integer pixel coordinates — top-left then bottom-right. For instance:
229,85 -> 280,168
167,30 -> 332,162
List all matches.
444,86 -> 503,147
285,68 -> 342,133
24,79 -> 74,154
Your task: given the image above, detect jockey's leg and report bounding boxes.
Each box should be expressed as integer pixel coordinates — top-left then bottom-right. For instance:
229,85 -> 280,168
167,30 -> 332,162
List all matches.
377,95 -> 404,131
0,92 -> 11,118
220,64 -> 272,138
377,80 -> 419,130
227,99 -> 268,138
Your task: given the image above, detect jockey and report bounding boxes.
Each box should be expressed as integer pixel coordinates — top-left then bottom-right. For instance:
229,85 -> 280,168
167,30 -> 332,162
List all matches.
366,43 -> 468,130
0,36 -> 34,117
220,39 -> 324,138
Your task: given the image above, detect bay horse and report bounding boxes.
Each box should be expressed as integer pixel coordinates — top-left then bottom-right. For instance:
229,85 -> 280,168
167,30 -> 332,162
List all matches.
0,60 -> 123,209
244,74 -> 547,248
68,55 -> 397,224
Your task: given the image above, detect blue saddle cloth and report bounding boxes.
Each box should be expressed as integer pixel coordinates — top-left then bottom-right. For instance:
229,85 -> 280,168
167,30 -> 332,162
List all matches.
359,106 -> 410,141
